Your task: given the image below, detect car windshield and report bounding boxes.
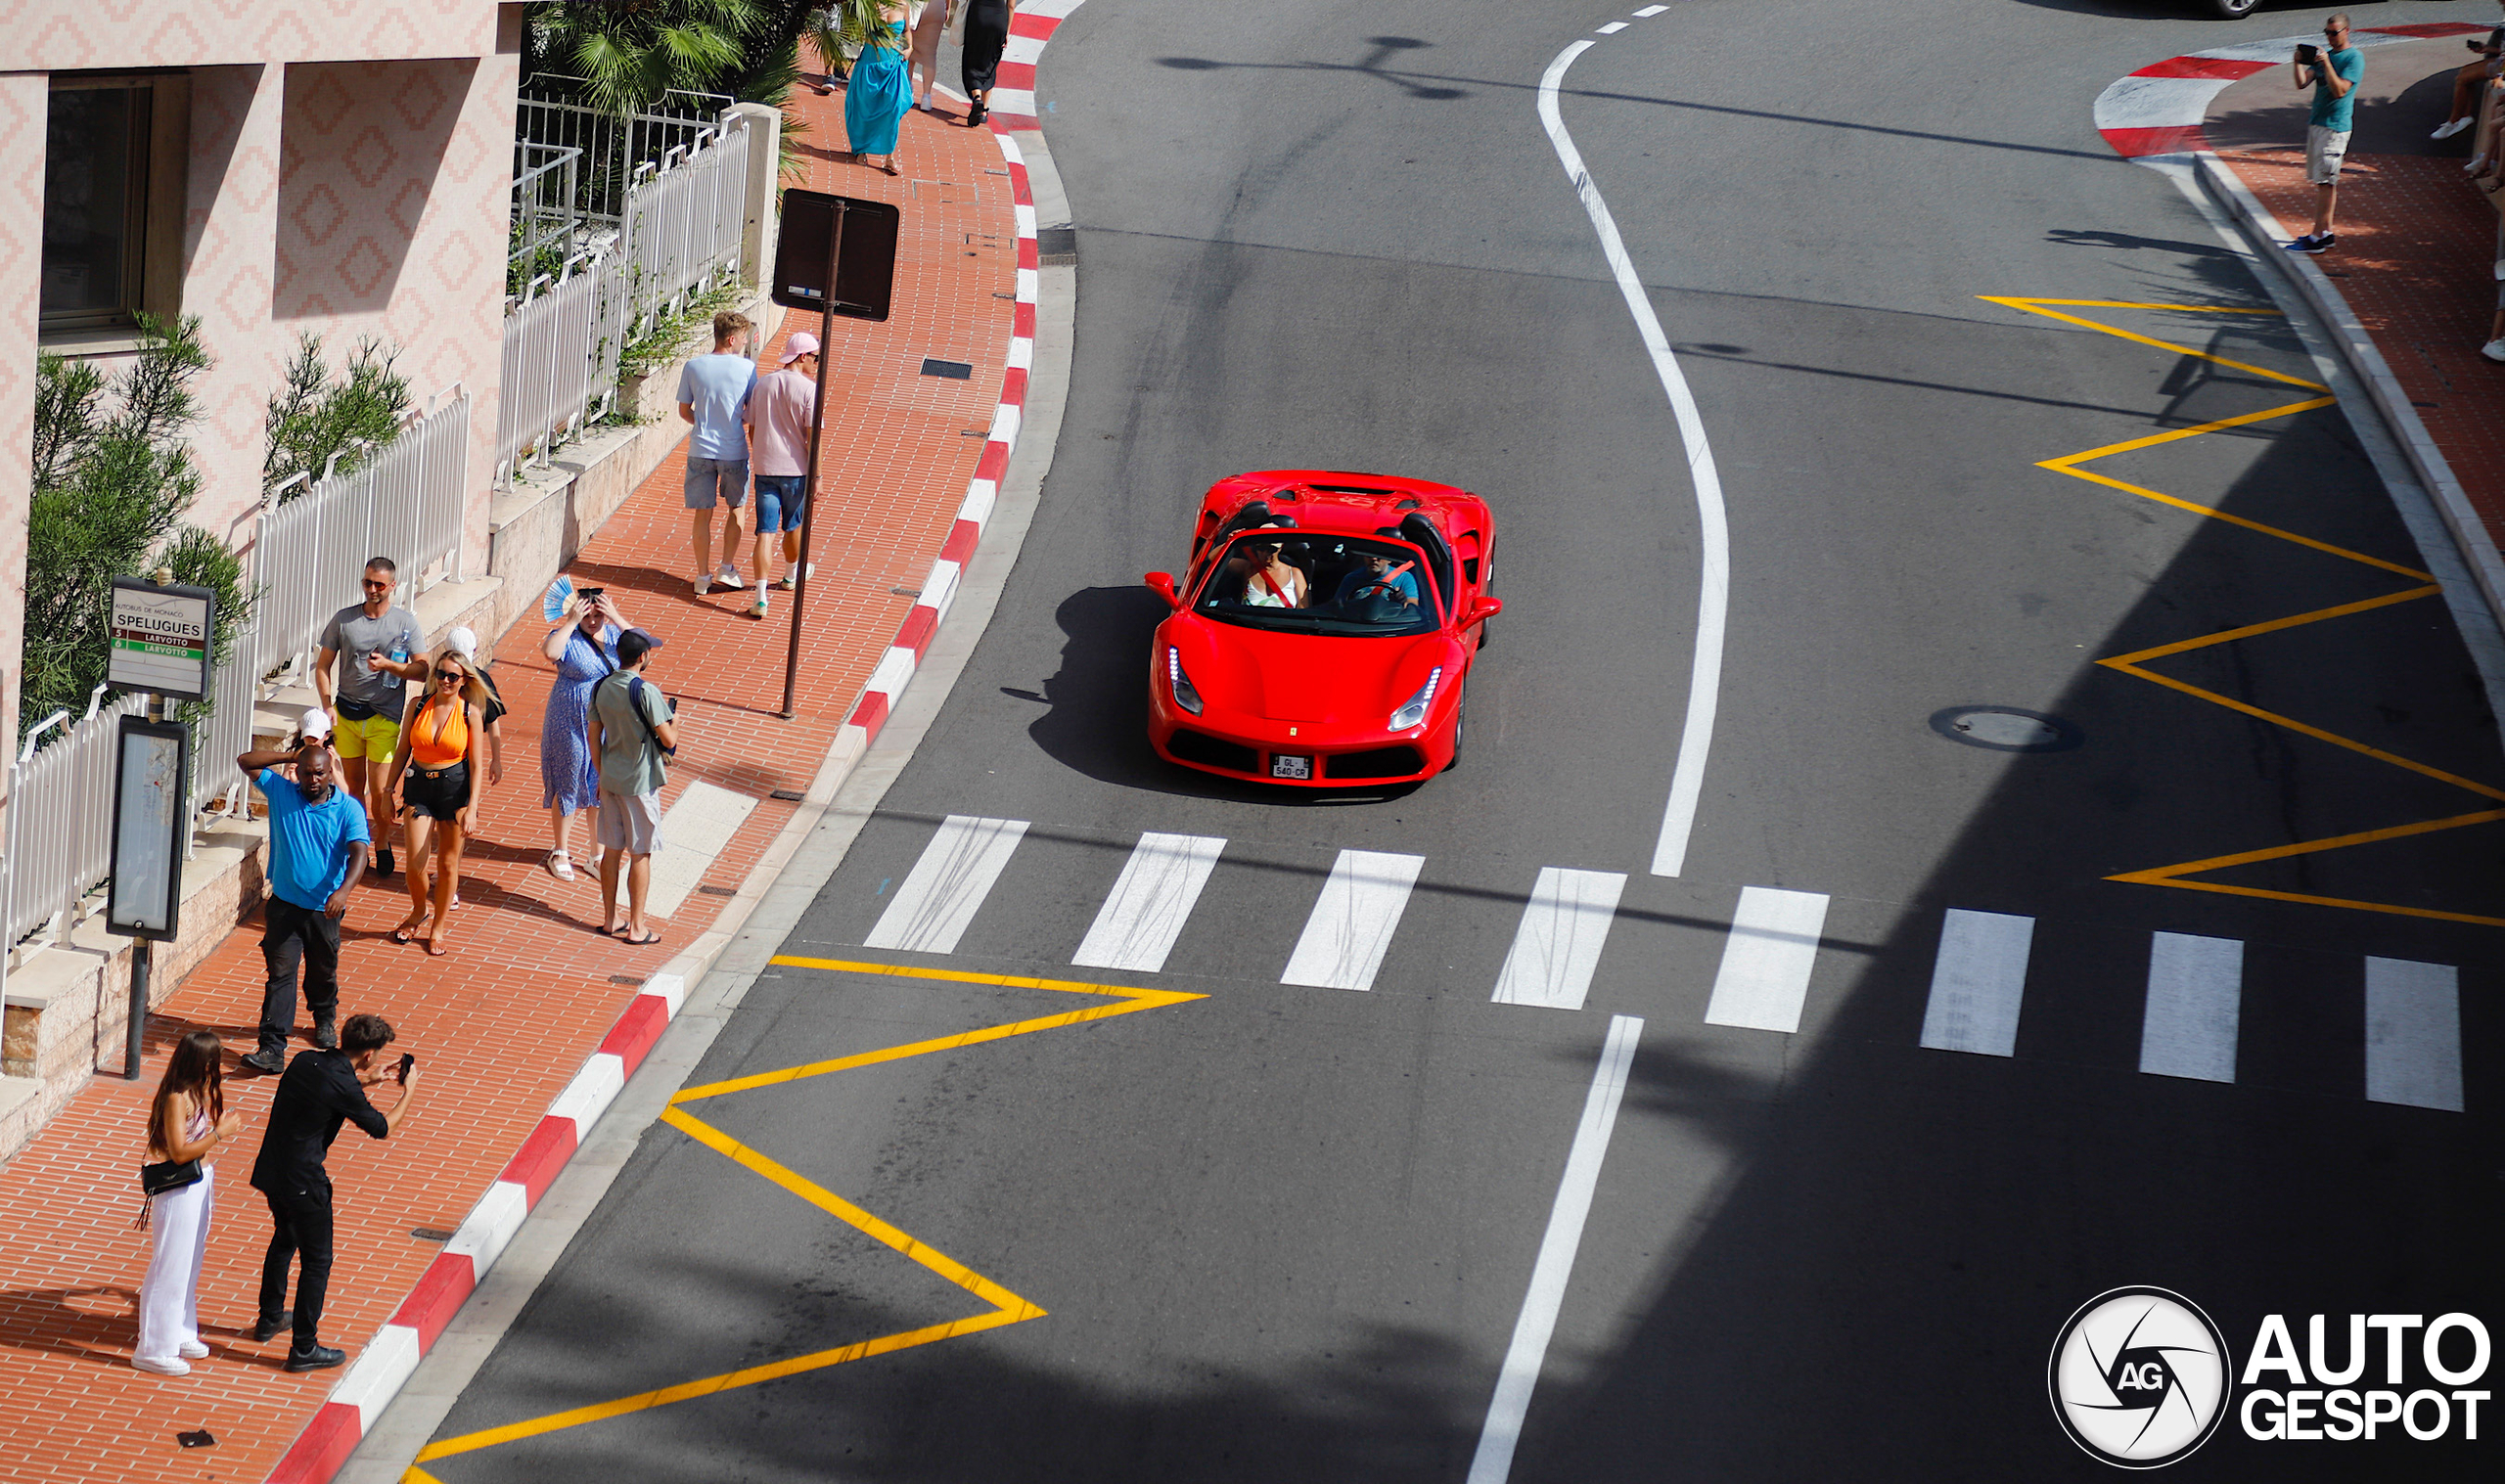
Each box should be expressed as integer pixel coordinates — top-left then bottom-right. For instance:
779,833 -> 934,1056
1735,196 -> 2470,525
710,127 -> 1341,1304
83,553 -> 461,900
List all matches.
1193,532 -> 1441,637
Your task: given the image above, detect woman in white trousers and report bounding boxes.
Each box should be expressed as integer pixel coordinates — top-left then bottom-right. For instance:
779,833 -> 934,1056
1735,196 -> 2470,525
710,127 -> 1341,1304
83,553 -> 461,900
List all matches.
134,1030 -> 244,1375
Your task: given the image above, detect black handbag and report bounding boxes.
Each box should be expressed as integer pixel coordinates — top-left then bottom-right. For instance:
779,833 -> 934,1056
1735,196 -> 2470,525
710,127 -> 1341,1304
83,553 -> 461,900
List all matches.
135,1159 -> 203,1231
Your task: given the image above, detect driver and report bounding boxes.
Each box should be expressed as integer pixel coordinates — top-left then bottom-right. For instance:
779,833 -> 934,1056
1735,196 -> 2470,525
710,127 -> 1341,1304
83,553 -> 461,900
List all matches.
1335,550 -> 1421,615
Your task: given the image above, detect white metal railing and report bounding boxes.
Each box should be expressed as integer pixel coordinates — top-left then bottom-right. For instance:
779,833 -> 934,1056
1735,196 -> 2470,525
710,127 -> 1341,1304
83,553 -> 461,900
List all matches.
254,391 -> 472,681
0,689 -> 145,959
496,111 -> 751,484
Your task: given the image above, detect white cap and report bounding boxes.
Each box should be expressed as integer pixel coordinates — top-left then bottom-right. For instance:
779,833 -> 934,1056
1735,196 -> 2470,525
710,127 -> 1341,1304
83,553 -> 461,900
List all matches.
445,625 -> 479,660
298,707 -> 332,740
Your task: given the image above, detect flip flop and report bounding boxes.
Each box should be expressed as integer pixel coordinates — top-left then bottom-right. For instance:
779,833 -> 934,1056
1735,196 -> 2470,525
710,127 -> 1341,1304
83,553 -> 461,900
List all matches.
388,918 -> 429,945
620,929 -> 661,946
425,936 -> 449,957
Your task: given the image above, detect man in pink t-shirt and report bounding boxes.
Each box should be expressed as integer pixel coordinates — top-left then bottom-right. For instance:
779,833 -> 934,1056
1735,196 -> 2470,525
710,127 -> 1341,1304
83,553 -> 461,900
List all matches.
741,332 -> 824,618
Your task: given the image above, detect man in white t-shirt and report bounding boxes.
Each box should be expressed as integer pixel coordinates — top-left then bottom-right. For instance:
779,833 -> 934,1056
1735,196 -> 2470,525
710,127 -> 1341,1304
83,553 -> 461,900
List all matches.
742,331 -> 823,618
676,311 -> 757,596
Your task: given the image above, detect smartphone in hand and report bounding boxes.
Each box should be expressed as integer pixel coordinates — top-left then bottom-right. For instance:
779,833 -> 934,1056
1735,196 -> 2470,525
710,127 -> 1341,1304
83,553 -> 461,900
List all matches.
396,1052 -> 415,1084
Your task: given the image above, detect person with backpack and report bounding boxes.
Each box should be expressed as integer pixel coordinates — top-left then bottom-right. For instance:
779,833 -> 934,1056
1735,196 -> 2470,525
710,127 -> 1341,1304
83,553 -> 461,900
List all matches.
587,628 -> 678,945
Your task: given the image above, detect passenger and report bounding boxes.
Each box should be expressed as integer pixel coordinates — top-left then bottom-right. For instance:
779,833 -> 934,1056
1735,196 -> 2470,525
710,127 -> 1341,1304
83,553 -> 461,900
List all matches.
1335,550 -> 1422,617
1227,537 -> 1307,607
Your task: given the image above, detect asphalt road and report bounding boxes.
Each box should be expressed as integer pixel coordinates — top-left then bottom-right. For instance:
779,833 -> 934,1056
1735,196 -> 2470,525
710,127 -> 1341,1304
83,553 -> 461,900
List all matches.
423,2 -> 2505,1479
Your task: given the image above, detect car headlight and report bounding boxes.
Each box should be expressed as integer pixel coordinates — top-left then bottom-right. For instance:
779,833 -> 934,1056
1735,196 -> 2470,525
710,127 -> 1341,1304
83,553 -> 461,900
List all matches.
1167,646 -> 1205,715
1389,666 -> 1442,731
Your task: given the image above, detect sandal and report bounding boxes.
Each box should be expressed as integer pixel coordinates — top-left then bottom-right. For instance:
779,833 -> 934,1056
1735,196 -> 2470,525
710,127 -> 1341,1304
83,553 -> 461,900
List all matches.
388,917 -> 429,945
880,157 -> 900,177
425,934 -> 449,957
619,929 -> 661,946
546,849 -> 575,881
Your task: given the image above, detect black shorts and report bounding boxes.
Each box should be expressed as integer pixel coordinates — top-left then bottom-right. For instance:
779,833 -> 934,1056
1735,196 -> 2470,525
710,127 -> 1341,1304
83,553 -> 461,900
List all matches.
402,763 -> 471,820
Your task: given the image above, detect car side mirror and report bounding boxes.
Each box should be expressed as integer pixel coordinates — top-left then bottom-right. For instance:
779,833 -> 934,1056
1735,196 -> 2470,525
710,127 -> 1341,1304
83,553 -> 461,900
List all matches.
1146,572 -> 1182,609
1468,596 -> 1504,623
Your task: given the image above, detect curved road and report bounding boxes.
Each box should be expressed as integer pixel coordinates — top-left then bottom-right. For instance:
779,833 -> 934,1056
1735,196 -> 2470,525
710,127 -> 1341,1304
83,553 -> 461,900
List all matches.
418,2 -> 2504,1479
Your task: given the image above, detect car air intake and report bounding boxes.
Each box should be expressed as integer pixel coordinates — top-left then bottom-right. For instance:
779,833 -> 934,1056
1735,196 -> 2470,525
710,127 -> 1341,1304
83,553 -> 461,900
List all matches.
1168,729 -> 1261,774
1326,745 -> 1427,780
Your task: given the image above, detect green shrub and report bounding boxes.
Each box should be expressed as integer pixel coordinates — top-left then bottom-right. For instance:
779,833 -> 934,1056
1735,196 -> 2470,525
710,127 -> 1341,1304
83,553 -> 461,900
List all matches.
262,334 -> 412,501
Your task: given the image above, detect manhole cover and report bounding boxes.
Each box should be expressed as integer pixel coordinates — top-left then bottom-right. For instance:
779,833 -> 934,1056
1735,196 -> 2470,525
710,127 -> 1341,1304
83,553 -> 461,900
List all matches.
1929,705 -> 2081,753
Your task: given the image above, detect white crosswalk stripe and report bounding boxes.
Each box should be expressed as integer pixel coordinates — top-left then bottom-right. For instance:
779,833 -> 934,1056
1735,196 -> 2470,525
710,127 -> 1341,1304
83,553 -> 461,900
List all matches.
1919,909 -> 2033,1057
1491,868 -> 1628,1011
864,815 -> 1029,954
2140,932 -> 2242,1083
1071,832 -> 1227,973
1703,887 -> 1830,1034
1281,849 -> 1426,991
2364,957 -> 2463,1112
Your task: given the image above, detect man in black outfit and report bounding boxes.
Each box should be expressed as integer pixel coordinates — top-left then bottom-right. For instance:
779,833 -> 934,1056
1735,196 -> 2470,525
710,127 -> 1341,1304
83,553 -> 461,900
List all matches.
249,1012 -> 423,1372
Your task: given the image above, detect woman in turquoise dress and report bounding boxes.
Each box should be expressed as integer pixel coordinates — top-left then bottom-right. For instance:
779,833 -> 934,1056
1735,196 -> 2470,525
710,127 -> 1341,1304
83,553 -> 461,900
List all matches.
844,2 -> 914,175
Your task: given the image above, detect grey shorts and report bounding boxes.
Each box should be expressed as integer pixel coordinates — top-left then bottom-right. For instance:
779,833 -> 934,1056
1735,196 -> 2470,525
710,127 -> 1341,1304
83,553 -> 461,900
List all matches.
684,456 -> 750,511
597,787 -> 665,855
2304,124 -> 2349,187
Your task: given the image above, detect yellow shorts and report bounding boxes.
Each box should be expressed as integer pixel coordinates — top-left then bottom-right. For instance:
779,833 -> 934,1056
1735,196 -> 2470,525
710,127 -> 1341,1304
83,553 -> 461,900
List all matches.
332,711 -> 401,762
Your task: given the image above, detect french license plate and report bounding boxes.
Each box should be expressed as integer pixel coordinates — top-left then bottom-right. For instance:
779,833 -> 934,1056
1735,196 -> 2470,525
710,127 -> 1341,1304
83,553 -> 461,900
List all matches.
1271,754 -> 1313,780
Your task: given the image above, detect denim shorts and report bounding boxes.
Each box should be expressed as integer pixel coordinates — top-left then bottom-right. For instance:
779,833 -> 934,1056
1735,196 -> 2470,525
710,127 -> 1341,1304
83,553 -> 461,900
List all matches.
683,456 -> 750,511
753,474 -> 807,533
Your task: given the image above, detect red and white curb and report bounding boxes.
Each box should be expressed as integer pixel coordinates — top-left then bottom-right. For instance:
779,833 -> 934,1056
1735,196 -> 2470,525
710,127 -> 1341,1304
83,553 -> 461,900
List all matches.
270,972 -> 687,1483
984,0 -> 1087,131
839,129 -> 1046,748
2094,22 -> 2485,159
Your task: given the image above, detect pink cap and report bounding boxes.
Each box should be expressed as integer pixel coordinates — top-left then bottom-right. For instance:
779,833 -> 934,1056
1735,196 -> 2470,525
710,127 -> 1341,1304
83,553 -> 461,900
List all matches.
779,332 -> 821,366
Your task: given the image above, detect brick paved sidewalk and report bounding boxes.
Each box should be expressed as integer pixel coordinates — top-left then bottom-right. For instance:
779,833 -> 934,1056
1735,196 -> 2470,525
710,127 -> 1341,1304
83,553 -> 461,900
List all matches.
0,83 -> 1021,1483
2213,103 -> 2505,543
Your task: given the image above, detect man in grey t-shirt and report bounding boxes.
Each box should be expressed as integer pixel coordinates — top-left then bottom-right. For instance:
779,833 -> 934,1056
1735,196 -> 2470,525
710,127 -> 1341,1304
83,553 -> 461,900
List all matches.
315,557 -> 427,875
587,628 -> 676,944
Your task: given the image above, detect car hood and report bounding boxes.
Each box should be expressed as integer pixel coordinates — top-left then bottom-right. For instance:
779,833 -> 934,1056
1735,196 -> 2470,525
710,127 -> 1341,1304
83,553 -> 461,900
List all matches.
1172,619 -> 1454,725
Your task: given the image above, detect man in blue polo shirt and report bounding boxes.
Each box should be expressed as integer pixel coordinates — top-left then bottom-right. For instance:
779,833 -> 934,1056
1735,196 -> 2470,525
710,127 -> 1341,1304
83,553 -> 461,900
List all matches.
237,742 -> 371,1075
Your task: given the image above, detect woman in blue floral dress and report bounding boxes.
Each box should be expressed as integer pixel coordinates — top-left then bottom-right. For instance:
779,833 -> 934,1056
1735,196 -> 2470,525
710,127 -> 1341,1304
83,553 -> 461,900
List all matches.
537,590 -> 627,880
844,1 -> 914,174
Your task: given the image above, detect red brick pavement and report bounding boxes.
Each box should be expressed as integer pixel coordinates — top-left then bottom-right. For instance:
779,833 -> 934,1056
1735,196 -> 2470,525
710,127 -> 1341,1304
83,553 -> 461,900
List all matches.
0,81 -> 1019,1483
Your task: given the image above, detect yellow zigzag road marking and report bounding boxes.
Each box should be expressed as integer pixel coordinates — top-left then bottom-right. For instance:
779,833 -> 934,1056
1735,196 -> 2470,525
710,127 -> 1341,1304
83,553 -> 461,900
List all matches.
411,962 -> 1204,1471
1988,296 -> 2505,926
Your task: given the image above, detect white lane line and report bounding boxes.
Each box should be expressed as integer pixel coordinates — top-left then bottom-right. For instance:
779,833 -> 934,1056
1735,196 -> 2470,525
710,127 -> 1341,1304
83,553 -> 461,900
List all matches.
1596,21 -> 1627,32
1070,832 -> 1226,973
864,815 -> 1029,954
1633,4 -> 1668,14
1538,41 -> 1732,879
2139,931 -> 2242,1083
1281,849 -> 1426,991
1919,909 -> 2034,1057
1702,886 -> 1830,1034
2364,956 -> 2463,1112
1491,868 -> 1629,1011
642,781 -> 759,920
1467,1013 -> 1644,1484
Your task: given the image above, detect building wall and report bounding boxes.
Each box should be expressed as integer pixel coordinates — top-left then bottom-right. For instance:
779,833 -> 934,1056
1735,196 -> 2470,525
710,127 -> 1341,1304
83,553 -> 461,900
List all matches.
0,73 -> 41,778
0,0 -> 501,71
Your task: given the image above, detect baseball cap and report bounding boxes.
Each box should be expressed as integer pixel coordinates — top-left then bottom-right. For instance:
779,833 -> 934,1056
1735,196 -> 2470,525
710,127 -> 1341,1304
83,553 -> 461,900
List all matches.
298,707 -> 333,741
778,331 -> 821,366
444,625 -> 479,660
617,627 -> 664,666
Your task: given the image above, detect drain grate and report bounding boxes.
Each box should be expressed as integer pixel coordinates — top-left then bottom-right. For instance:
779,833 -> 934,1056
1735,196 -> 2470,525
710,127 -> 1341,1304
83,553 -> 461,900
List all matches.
770,788 -> 806,802
410,1227 -> 456,1242
920,357 -> 974,380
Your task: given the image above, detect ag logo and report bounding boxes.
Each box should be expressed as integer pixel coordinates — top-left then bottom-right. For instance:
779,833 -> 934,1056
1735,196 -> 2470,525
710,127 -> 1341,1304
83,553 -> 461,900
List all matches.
2050,1287 -> 2233,1467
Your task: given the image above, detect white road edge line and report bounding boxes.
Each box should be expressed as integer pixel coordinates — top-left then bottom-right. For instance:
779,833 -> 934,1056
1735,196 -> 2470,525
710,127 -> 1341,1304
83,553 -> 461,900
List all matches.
1537,41 -> 1731,879
1467,1012 -> 1645,1484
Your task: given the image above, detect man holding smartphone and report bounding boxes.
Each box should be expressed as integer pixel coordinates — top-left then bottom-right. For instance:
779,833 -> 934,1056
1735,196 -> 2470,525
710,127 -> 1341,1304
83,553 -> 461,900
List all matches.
248,1012 -> 421,1372
2286,15 -> 2362,255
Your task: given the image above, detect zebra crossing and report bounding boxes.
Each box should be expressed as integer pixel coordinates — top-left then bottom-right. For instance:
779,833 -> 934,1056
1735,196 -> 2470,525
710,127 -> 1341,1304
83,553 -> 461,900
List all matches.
853,816 -> 2473,1113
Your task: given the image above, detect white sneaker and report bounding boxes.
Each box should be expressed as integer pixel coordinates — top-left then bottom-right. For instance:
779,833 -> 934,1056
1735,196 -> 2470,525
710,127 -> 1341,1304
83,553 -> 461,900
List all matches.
775,562 -> 815,592
694,574 -> 711,596
714,564 -> 746,591
2470,154 -> 2490,175
2482,338 -> 2505,363
131,1355 -> 190,1375
2436,116 -> 2475,141
751,593 -> 769,618
177,1340 -> 210,1359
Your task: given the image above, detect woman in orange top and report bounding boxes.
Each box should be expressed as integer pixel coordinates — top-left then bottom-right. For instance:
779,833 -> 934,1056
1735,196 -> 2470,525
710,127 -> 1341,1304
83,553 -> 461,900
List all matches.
385,646 -> 487,955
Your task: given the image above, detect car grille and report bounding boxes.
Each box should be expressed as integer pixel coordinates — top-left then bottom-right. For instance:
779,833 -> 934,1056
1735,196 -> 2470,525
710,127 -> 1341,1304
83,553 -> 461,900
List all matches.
1325,745 -> 1426,780
1167,729 -> 1261,774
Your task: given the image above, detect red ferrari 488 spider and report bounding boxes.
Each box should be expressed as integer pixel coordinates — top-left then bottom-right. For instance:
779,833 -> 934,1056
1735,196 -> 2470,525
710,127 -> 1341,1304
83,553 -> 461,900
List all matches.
1144,470 -> 1499,787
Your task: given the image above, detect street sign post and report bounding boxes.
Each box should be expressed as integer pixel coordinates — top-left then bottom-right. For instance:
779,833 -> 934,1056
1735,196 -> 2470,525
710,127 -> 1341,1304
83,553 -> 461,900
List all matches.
107,578 -> 215,701
771,191 -> 903,718
105,714 -> 191,1079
